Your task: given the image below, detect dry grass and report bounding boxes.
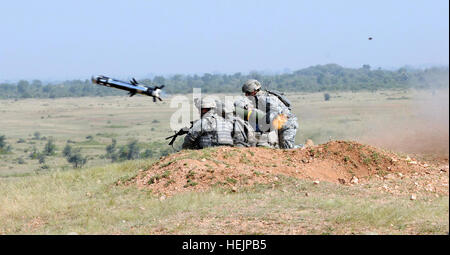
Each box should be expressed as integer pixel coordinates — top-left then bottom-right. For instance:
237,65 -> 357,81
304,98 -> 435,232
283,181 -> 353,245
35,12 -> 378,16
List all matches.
0,89 -> 448,234
1,89 -> 448,176
0,161 -> 447,235
0,96 -> 174,175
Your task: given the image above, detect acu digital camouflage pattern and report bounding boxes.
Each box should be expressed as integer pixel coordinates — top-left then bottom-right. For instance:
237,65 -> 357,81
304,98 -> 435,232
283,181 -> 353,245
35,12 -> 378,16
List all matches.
191,98 -> 256,148
182,110 -> 234,149
234,90 -> 298,149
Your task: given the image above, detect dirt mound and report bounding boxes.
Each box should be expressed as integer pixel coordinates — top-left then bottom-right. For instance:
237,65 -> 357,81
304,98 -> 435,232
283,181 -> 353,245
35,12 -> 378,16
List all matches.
126,141 -> 443,196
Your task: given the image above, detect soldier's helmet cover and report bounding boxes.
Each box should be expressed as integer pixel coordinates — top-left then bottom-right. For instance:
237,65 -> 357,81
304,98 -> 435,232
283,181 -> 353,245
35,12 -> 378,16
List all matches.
242,79 -> 261,93
200,97 -> 217,109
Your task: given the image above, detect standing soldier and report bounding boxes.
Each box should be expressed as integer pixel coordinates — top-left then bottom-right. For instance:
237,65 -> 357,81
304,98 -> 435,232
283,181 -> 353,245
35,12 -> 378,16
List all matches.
237,79 -> 299,149
182,98 -> 234,149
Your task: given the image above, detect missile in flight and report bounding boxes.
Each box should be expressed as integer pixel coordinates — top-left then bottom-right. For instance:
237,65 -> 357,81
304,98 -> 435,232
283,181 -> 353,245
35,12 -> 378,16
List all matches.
91,75 -> 164,102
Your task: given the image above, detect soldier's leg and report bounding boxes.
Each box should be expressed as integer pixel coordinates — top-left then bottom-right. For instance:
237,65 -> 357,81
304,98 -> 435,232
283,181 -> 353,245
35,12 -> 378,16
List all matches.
279,127 -> 297,149
279,118 -> 298,149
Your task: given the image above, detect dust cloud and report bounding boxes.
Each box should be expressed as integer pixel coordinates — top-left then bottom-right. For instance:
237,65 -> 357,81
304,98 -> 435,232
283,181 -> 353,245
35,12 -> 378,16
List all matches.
359,88 -> 449,161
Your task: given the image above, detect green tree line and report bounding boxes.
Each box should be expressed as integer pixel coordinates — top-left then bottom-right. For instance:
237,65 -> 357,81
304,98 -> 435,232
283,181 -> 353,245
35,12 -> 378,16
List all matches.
1,64 -> 448,99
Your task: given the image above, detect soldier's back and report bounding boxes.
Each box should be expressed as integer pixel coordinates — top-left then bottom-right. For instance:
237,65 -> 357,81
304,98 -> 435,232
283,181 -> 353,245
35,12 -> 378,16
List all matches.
183,112 -> 234,149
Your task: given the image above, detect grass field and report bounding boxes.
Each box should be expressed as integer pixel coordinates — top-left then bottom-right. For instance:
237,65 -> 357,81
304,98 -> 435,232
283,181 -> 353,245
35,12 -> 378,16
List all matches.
0,158 -> 448,234
0,96 -> 175,176
0,89 -> 448,234
0,89 -> 448,176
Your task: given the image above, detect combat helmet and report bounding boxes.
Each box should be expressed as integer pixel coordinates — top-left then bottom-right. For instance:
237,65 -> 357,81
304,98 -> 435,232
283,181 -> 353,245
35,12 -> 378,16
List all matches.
242,79 -> 261,93
199,97 -> 216,109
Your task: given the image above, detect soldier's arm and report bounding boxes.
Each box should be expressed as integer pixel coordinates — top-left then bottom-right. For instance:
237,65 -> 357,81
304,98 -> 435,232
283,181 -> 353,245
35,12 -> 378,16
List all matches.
266,95 -> 289,121
234,97 -> 253,110
182,135 -> 196,149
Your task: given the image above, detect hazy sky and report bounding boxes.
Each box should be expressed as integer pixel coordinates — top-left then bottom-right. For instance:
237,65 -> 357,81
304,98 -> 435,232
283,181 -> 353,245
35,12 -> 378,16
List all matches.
0,0 -> 448,81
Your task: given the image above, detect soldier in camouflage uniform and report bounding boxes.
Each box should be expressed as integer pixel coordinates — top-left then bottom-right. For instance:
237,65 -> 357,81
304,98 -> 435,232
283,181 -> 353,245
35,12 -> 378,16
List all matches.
191,98 -> 257,148
234,96 -> 278,148
215,100 -> 257,147
182,98 -> 235,149
236,79 -> 299,149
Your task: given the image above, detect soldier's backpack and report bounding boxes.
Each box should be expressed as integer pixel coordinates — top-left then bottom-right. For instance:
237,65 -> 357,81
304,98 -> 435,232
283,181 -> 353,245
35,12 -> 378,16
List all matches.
263,89 -> 292,109
232,117 -> 257,147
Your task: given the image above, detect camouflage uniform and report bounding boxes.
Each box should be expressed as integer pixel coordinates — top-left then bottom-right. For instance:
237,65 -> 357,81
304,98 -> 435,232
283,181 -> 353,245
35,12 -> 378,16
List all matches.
237,80 -> 299,149
234,96 -> 279,148
229,115 -> 257,147
182,98 -> 236,150
214,99 -> 257,147
196,98 -> 256,148
182,110 -> 234,149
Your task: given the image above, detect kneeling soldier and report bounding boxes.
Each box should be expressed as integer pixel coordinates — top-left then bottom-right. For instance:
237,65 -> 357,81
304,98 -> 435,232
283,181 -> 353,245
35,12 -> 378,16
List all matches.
182,98 -> 234,149
239,79 -> 299,149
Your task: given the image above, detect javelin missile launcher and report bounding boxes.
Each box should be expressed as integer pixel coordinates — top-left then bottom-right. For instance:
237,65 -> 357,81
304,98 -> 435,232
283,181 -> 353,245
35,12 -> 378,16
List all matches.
91,75 -> 164,102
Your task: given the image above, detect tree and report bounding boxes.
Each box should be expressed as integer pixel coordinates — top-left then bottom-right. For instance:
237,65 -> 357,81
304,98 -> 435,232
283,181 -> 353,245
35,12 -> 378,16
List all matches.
17,80 -> 29,94
0,135 -> 5,149
62,143 -> 72,157
362,64 -> 371,70
118,146 -> 129,161
17,157 -> 25,164
33,132 -> 41,140
106,139 -> 116,153
38,153 -> 46,164
31,80 -> 42,87
43,139 -> 57,156
142,148 -> 153,158
17,80 -> 31,98
126,140 -> 140,160
0,135 -> 12,154
105,139 -> 117,161
153,76 -> 166,85
106,139 -> 141,162
0,65 -> 447,99
29,146 -> 39,159
66,148 -> 87,168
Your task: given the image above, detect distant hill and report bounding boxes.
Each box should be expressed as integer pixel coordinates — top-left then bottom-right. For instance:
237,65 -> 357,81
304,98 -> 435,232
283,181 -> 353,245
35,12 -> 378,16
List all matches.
1,64 -> 448,99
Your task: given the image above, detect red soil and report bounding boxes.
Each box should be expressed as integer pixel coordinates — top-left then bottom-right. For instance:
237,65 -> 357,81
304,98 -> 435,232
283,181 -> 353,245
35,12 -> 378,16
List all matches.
125,141 -> 447,196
